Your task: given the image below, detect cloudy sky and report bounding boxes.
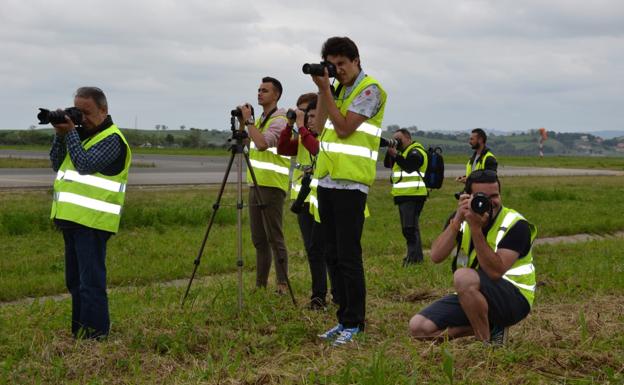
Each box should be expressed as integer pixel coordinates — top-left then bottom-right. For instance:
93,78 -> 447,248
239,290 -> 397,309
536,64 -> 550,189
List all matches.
1,0 -> 623,133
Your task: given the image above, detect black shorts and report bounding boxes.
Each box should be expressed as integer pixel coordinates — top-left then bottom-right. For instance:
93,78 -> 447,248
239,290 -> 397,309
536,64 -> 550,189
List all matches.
419,269 -> 530,329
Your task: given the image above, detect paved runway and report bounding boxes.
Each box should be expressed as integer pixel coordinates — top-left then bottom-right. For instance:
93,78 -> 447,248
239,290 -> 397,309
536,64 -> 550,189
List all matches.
1,150 -> 622,189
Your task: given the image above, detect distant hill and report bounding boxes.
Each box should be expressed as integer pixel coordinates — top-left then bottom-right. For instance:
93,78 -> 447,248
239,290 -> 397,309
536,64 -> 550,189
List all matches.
2,126 -> 624,156
385,125 -> 624,156
592,130 -> 624,140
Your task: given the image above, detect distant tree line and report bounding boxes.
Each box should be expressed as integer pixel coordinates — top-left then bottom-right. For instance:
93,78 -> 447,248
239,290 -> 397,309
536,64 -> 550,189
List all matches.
2,126 -> 622,155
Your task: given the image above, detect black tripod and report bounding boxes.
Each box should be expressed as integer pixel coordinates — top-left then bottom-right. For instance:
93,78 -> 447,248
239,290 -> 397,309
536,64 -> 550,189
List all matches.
181,116 -> 297,309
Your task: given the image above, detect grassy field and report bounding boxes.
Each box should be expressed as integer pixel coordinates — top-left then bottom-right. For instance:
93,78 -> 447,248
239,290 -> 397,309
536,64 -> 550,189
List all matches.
0,239 -> 622,384
0,157 -> 155,169
0,157 -> 50,168
442,154 -> 624,170
3,144 -> 624,169
1,176 -> 623,384
0,145 -> 229,157
2,176 -> 624,301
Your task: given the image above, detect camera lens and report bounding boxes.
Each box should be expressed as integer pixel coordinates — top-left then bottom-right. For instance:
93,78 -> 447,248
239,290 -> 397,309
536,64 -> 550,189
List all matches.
471,192 -> 491,215
231,108 -> 242,118
302,63 -> 325,76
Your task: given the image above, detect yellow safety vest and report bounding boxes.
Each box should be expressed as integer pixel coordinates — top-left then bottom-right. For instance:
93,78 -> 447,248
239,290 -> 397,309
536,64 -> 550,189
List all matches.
465,150 -> 496,177
314,75 -> 387,187
247,114 -> 290,192
391,142 -> 428,197
455,207 -> 537,306
51,125 -> 131,233
290,137 -> 315,200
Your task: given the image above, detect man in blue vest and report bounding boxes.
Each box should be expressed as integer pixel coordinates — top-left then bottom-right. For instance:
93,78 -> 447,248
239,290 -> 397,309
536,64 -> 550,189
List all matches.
49,87 -> 131,339
309,36 -> 387,346
409,170 -> 536,345
384,129 -> 428,266
237,77 -> 290,294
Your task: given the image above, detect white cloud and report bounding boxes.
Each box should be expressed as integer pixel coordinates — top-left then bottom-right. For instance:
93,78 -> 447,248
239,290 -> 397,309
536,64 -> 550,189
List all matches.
0,0 -> 623,132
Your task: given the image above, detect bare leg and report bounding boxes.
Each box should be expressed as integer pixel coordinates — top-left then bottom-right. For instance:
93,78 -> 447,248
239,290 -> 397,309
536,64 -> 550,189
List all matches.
454,268 -> 490,341
409,314 -> 474,341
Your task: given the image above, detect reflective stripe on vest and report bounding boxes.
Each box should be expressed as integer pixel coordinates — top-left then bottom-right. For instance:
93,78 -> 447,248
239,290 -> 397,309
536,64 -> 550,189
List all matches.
391,142 -> 428,196
314,75 -> 387,187
246,114 -> 290,192
56,170 -> 127,192
457,207 -> 537,306
55,191 -> 122,215
50,124 -> 131,233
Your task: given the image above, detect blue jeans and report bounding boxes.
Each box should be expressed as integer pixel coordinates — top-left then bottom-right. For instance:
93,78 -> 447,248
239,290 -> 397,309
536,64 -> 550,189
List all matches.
62,227 -> 111,338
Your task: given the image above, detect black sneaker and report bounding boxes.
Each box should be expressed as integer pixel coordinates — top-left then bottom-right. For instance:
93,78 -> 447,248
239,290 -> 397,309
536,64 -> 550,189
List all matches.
308,297 -> 327,311
489,324 -> 509,346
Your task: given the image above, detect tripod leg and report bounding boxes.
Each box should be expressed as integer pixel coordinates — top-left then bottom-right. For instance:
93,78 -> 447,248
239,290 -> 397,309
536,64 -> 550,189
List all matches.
244,152 -> 297,306
181,149 -> 237,306
236,145 -> 244,311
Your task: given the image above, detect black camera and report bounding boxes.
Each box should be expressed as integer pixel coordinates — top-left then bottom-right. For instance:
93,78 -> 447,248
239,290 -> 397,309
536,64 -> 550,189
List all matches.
302,61 -> 337,77
470,192 -> 491,215
454,191 -> 492,215
286,109 -> 297,121
231,105 -> 254,118
379,137 -> 399,148
290,172 -> 313,214
37,107 -> 83,125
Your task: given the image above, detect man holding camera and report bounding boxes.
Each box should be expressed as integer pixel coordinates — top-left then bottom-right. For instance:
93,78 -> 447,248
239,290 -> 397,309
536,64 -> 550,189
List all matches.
308,36 -> 387,345
278,93 -> 333,310
456,128 -> 497,184
49,87 -> 131,339
383,129 -> 428,266
409,170 -> 536,344
237,77 -> 290,294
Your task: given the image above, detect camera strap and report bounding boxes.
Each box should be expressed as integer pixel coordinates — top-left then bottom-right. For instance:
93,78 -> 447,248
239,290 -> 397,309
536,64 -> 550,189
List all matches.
258,107 -> 277,130
332,83 -> 344,99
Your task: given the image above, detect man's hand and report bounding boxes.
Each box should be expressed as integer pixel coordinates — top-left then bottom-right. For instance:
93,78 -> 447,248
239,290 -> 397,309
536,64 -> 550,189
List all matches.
454,193 -> 472,223
295,109 -> 305,129
238,103 -> 253,125
52,112 -> 76,135
463,195 -> 490,229
311,68 -> 330,91
455,175 -> 467,183
387,146 -> 397,158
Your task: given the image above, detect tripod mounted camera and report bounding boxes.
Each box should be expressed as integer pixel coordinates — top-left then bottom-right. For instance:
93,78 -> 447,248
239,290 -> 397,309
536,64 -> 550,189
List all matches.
181,108 -> 297,309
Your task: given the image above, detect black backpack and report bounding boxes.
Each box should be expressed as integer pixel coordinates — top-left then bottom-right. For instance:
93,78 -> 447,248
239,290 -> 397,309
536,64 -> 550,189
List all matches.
423,146 -> 445,189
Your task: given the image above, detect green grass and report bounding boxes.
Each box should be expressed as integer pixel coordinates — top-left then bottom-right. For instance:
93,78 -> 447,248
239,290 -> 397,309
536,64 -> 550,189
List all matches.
0,237 -> 622,384
442,154 -> 624,170
0,157 -> 50,168
2,176 -> 624,301
0,144 -> 229,157
0,157 -> 154,169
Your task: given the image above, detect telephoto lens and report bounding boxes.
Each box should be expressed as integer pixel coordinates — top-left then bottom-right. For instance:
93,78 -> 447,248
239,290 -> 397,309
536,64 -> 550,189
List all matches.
286,109 -> 297,121
37,107 -> 83,125
379,137 -> 398,148
231,108 -> 243,117
302,63 -> 325,76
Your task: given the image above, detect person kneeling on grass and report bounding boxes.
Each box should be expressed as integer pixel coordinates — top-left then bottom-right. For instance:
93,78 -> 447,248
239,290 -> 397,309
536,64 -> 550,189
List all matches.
409,170 -> 536,345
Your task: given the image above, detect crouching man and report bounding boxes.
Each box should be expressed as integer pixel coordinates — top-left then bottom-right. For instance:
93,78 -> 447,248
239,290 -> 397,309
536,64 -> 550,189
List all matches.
409,170 -> 536,344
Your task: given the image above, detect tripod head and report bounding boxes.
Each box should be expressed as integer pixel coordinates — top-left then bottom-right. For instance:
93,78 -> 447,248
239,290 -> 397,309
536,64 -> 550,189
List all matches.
228,116 -> 249,154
